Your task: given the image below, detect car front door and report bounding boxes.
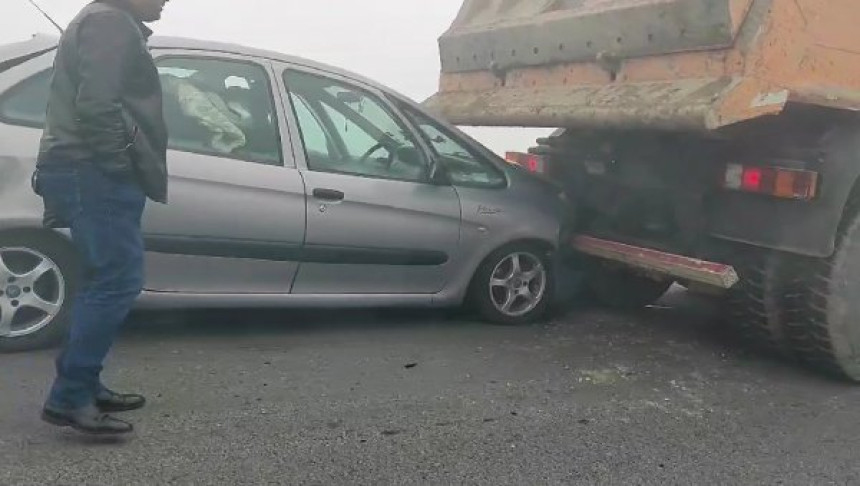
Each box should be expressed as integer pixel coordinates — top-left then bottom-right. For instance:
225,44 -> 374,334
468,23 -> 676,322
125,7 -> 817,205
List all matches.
141,52 -> 306,294
275,65 -> 461,294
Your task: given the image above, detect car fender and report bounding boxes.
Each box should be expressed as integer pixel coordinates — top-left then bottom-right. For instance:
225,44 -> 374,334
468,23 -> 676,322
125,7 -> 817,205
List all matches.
0,154 -> 45,232
435,180 -> 565,305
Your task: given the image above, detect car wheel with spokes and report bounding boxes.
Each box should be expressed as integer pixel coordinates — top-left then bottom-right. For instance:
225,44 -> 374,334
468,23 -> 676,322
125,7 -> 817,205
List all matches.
471,243 -> 555,325
0,230 -> 78,353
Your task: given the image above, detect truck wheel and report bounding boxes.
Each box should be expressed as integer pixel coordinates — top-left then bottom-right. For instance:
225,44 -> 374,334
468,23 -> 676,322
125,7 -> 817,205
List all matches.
471,243 -> 555,326
726,251 -> 799,356
584,263 -> 673,310
786,211 -> 860,381
0,230 -> 78,353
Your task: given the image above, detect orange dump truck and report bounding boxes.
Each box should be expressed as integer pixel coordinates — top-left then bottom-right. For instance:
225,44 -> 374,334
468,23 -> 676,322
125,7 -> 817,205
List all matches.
427,0 -> 860,380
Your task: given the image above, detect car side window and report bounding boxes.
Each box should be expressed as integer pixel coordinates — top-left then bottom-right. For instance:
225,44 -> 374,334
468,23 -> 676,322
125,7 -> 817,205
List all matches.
0,69 -> 52,127
403,107 -> 507,188
156,57 -> 282,165
284,70 -> 428,183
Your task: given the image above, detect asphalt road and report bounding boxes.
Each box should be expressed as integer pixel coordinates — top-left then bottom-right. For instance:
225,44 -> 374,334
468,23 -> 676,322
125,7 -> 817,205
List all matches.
2,290 -> 860,485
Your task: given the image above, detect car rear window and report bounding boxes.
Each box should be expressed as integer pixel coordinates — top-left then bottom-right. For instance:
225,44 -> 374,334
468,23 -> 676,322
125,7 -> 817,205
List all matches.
0,69 -> 51,128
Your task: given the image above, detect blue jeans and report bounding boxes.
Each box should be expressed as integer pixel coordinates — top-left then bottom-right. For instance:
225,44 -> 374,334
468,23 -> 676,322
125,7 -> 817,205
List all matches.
37,163 -> 146,410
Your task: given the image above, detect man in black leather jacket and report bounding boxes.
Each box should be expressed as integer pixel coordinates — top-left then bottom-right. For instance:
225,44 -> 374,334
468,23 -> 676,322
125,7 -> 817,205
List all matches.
34,0 -> 169,436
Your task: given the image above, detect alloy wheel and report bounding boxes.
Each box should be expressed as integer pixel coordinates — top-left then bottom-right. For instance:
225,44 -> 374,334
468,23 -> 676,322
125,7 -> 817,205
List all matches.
488,251 -> 547,318
0,246 -> 65,338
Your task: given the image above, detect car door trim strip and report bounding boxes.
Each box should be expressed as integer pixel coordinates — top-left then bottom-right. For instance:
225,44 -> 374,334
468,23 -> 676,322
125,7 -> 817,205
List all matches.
144,235 -> 448,266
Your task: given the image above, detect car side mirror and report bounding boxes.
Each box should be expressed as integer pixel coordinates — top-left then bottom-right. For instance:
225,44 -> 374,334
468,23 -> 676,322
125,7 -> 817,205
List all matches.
428,162 -> 451,186
394,146 -> 449,185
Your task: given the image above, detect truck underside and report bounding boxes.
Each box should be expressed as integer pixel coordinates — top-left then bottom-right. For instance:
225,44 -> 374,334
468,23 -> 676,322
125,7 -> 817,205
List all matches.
428,0 -> 860,381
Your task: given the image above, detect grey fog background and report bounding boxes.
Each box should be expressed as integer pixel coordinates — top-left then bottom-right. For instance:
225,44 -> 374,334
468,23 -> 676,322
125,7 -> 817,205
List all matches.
0,0 -> 553,154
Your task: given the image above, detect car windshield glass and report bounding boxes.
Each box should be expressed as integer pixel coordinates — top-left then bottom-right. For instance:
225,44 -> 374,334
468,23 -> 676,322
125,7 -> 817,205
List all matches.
402,106 -> 506,188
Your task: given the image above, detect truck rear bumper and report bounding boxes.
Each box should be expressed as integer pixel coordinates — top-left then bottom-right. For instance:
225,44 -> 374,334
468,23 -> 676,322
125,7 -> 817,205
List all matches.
572,235 -> 739,289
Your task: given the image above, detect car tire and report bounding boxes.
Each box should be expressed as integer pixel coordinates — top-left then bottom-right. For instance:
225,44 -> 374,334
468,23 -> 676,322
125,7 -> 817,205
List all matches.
471,243 -> 555,326
0,229 -> 78,353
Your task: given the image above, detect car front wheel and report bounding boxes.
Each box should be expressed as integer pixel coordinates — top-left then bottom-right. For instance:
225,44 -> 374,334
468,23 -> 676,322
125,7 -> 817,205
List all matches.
471,243 -> 555,325
0,230 -> 78,353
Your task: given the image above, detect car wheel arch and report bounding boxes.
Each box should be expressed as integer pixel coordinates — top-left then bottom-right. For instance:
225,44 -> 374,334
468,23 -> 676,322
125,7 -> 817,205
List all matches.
467,238 -> 557,287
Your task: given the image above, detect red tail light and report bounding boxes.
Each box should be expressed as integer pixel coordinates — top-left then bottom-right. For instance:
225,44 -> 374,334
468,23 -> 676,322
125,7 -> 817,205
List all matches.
505,151 -> 546,174
741,167 -> 763,191
724,163 -> 818,201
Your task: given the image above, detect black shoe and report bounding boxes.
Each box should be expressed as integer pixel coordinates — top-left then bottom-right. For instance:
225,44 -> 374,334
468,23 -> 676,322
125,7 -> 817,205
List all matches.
41,404 -> 133,435
95,389 -> 147,413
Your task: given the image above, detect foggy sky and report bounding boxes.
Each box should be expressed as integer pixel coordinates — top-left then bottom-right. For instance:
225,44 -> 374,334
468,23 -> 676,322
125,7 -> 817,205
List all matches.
0,0 -> 552,153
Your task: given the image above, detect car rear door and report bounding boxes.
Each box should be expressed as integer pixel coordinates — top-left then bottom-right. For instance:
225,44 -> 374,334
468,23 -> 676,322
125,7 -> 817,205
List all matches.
0,43 -> 55,222
141,51 -> 306,294
273,63 -> 461,295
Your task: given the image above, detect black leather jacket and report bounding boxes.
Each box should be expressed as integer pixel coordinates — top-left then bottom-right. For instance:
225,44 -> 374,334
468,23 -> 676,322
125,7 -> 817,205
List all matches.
37,0 -> 168,203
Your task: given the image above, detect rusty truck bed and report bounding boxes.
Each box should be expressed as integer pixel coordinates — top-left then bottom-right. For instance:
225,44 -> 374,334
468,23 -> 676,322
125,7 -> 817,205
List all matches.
426,0 -> 860,130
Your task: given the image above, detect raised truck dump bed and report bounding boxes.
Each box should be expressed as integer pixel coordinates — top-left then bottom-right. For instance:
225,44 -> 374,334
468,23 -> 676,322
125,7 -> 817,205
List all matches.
426,0 -> 860,130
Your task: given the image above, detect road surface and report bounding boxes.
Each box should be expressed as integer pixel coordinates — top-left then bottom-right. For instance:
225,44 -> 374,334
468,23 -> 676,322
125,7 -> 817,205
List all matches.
2,290 -> 858,485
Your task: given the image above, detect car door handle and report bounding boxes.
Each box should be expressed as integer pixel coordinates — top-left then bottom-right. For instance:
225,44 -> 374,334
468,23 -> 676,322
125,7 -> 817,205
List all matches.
312,188 -> 345,202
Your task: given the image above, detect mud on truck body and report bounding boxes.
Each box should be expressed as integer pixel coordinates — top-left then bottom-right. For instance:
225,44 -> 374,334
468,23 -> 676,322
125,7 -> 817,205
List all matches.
427,0 -> 860,381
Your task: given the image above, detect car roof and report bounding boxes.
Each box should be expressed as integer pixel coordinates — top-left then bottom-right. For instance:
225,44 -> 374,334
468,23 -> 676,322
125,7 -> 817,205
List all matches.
5,35 -> 398,96
2,35 -> 508,176
153,36 -> 396,95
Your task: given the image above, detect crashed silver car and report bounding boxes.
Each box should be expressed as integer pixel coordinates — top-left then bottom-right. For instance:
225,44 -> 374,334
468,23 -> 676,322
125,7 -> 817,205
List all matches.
0,35 -> 572,352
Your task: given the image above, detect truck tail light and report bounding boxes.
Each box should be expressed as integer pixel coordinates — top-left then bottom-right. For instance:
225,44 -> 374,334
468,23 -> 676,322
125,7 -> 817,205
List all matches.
724,163 -> 818,201
505,151 -> 546,174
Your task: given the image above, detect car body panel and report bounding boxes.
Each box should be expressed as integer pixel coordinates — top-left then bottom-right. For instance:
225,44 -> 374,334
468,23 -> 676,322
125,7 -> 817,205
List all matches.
0,36 -> 567,312
295,170 -> 462,294
143,50 -> 309,294
0,48 -> 54,233
135,290 -> 436,309
140,148 -> 307,294
274,61 -> 463,295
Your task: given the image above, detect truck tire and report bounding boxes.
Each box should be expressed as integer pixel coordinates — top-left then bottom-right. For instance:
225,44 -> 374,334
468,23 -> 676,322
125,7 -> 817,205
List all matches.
786,210 -> 860,381
584,262 -> 673,310
0,229 -> 78,353
726,251 -> 799,356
